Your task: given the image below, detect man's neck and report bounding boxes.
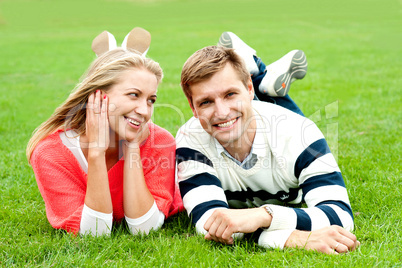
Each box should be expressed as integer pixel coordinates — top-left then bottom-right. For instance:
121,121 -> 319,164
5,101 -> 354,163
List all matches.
222,119 -> 257,163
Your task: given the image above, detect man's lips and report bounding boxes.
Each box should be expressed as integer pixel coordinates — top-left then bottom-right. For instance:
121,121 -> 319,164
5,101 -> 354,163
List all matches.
213,117 -> 238,129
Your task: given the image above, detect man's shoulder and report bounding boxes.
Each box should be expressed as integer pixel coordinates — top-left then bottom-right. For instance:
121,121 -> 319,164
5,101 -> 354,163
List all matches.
175,117 -> 215,152
252,100 -> 324,149
176,117 -> 209,139
252,100 -> 303,118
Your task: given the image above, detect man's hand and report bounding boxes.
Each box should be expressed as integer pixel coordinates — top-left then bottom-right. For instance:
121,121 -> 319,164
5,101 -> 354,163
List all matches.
203,208 -> 271,244
285,226 -> 360,254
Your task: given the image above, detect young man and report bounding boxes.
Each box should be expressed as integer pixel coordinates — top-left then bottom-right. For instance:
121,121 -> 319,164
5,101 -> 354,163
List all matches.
175,32 -> 359,254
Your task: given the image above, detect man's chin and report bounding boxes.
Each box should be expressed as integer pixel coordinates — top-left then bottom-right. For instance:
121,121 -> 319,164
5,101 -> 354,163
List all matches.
213,133 -> 239,147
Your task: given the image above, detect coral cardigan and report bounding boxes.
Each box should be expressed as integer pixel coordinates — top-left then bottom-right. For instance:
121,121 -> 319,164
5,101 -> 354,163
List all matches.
31,123 -> 183,234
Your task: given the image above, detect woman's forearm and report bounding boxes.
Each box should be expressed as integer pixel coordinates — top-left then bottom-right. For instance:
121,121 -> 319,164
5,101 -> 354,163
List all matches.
123,146 -> 155,219
84,149 -> 113,213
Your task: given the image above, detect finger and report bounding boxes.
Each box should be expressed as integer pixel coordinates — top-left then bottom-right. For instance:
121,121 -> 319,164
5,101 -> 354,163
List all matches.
337,226 -> 358,243
214,221 -> 229,239
203,214 -> 216,232
94,90 -> 101,114
204,233 -> 221,244
207,232 -> 233,245
348,240 -> 360,252
221,227 -> 236,243
87,92 -> 95,114
336,228 -> 358,251
204,212 -> 222,235
333,242 -> 347,254
101,94 -> 108,118
100,94 -> 109,130
206,220 -> 220,238
98,95 -> 109,148
204,233 -> 212,241
333,236 -> 359,253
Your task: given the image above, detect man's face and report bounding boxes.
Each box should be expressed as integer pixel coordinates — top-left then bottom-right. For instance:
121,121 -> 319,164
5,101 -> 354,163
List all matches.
189,63 -> 255,149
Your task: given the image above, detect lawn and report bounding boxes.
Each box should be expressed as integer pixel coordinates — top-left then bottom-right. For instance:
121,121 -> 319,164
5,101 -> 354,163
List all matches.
0,0 -> 401,266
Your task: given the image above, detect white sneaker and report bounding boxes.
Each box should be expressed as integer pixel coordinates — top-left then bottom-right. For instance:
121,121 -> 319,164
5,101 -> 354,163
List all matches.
217,32 -> 259,76
259,50 -> 307,97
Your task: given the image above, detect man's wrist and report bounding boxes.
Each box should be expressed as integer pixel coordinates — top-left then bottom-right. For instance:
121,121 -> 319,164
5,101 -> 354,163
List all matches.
260,205 -> 273,229
284,230 -> 308,249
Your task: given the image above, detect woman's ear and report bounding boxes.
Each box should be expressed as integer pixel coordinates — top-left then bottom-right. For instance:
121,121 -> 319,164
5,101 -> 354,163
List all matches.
91,31 -> 117,57
121,27 -> 151,56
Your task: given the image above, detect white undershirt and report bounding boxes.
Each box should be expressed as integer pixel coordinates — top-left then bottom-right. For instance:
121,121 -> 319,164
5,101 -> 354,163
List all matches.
60,130 -> 164,236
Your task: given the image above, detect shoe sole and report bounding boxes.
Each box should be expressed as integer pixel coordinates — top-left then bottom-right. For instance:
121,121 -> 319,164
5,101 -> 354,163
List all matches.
218,32 -> 259,75
272,50 -> 307,96
218,32 -> 232,48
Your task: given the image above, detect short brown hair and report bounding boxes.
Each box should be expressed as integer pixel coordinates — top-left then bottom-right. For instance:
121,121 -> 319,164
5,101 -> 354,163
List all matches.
180,46 -> 250,101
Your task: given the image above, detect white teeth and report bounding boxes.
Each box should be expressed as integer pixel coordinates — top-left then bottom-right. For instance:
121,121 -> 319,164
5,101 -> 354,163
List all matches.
217,118 -> 236,128
126,117 -> 141,126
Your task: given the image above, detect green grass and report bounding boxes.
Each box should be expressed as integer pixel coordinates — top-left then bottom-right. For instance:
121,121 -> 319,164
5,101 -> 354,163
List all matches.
1,0 -> 401,266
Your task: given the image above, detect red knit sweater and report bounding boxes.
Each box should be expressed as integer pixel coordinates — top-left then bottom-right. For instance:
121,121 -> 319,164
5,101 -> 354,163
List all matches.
31,123 -> 183,234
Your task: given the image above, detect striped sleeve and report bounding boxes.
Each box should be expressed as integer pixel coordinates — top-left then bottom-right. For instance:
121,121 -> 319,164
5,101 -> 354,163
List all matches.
175,122 -> 229,232
268,127 -> 354,235
259,124 -> 354,249
296,138 -> 354,229
176,148 -> 229,226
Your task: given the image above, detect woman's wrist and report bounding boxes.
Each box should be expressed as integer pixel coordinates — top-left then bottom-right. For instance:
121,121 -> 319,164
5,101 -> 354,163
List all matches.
123,145 -> 142,168
88,148 -> 106,159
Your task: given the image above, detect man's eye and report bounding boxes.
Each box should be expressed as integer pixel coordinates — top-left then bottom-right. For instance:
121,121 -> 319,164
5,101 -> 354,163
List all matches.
129,93 -> 138,97
227,92 -> 235,97
148,99 -> 156,104
200,101 -> 210,106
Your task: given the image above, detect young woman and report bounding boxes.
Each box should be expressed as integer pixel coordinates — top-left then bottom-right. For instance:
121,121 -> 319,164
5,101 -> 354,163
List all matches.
26,48 -> 183,236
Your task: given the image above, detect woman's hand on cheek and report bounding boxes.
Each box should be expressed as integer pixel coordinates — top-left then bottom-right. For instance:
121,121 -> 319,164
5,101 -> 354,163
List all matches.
123,122 -> 150,151
85,90 -> 110,152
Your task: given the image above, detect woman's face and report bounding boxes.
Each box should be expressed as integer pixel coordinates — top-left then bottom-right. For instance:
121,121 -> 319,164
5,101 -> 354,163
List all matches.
105,68 -> 158,143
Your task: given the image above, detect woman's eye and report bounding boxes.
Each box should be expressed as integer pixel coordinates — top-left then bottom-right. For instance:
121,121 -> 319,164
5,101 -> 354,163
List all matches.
129,93 -> 138,97
227,92 -> 235,97
148,99 -> 156,104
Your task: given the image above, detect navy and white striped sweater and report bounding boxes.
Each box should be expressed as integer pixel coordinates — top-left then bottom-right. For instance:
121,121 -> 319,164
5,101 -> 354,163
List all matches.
176,101 -> 354,248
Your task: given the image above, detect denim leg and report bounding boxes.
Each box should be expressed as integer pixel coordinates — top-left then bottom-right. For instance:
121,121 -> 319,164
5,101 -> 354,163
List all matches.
251,56 -> 304,117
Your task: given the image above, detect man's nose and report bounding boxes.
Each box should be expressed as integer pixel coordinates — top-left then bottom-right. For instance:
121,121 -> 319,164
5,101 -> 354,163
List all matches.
214,99 -> 230,118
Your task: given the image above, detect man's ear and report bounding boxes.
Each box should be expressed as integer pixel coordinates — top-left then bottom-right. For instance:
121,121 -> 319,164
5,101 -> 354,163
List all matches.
248,77 -> 255,101
187,97 -> 198,118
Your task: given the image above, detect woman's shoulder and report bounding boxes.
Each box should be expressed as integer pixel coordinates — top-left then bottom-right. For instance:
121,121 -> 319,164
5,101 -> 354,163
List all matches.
31,130 -> 73,163
33,130 -> 63,154
148,122 -> 175,142
142,122 -> 176,155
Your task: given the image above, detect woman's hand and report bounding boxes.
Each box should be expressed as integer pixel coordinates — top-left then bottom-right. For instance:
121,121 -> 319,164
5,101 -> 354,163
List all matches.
86,90 -> 109,152
122,121 -> 155,219
124,122 -> 150,150
83,90 -> 113,214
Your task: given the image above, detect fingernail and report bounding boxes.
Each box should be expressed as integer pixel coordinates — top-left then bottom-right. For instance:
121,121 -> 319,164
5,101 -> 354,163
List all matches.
103,95 -> 107,99
96,90 -> 100,93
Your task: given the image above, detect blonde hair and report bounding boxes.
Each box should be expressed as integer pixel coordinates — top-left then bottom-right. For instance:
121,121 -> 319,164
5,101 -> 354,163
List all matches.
180,46 -> 250,101
26,48 -> 163,161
